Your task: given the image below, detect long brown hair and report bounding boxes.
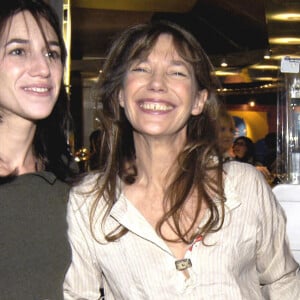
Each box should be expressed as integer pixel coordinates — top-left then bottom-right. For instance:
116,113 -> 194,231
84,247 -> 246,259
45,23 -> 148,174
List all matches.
91,20 -> 225,244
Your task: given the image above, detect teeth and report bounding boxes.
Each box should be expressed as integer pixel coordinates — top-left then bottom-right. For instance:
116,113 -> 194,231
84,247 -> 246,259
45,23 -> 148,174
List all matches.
24,87 -> 49,92
140,102 -> 172,111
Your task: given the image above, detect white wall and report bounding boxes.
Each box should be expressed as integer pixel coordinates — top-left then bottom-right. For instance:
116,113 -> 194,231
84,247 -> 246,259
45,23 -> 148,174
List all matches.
273,184 -> 300,263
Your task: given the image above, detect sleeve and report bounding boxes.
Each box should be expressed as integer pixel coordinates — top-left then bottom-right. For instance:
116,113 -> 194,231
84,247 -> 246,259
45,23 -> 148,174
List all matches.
63,188 -> 103,300
254,172 -> 300,299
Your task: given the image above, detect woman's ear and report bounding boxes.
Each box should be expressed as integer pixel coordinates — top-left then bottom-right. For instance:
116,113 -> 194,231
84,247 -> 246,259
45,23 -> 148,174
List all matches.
191,89 -> 208,116
119,90 -> 125,107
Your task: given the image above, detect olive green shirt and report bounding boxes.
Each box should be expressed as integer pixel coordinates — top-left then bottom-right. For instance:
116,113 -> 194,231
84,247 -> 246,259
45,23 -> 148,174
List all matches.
0,171 -> 71,300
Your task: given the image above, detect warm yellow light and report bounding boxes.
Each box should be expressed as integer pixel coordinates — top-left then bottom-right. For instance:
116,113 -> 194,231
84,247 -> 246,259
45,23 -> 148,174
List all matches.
254,77 -> 278,81
272,54 -> 300,61
214,70 -> 238,76
269,37 -> 300,44
250,65 -> 279,70
248,101 -> 256,107
221,62 -> 228,67
268,13 -> 300,21
264,49 -> 272,59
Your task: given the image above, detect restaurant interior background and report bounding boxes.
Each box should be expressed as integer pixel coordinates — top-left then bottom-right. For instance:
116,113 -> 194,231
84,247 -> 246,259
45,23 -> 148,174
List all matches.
49,0 -> 300,152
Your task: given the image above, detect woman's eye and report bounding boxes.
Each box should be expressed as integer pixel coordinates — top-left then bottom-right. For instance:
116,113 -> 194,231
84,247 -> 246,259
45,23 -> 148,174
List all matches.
131,67 -> 148,73
174,72 -> 186,76
169,70 -> 187,77
10,48 -> 25,56
45,50 -> 60,59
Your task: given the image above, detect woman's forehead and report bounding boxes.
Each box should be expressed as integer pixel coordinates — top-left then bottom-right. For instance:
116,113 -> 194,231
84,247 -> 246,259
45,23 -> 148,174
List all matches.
133,34 -> 189,64
1,11 -> 57,43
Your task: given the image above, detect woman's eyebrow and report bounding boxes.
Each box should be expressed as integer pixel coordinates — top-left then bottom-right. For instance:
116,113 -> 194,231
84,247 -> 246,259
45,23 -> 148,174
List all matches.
170,59 -> 192,72
4,38 -> 28,47
171,59 -> 186,65
48,40 -> 60,47
4,38 -> 60,47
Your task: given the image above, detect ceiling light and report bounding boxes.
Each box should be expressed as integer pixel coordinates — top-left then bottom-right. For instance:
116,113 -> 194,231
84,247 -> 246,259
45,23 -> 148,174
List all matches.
264,49 -> 272,59
214,70 -> 238,76
269,37 -> 300,44
254,77 -> 279,81
268,12 -> 300,21
272,54 -> 300,61
248,100 -> 256,107
250,64 -> 279,70
220,58 -> 228,67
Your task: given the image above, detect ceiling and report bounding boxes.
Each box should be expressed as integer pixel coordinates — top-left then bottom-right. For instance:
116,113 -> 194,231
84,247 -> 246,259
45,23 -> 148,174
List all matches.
68,0 -> 300,99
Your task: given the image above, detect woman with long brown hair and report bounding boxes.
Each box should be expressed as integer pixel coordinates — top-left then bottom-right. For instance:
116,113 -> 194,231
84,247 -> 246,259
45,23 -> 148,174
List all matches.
64,21 -> 300,299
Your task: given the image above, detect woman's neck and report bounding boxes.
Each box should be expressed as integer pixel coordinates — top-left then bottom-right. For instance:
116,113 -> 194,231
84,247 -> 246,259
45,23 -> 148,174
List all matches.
0,117 -> 37,176
133,136 -> 184,188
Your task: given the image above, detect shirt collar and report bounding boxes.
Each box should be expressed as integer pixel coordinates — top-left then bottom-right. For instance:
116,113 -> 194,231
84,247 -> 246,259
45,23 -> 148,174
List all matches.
31,171 -> 57,184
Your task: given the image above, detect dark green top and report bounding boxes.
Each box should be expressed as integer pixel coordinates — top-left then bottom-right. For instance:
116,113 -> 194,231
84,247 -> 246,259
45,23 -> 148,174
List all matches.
0,171 -> 71,300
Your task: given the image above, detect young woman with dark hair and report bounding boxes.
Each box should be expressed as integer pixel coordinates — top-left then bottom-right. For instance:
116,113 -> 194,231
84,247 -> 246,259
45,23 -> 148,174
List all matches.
0,1 -> 77,298
232,136 -> 255,164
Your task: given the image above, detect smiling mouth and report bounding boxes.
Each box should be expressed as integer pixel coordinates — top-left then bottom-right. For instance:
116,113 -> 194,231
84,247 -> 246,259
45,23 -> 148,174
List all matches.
139,102 -> 173,111
24,87 -> 50,93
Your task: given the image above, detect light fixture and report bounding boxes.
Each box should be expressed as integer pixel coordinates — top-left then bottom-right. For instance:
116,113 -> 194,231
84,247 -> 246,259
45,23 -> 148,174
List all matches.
254,77 -> 278,82
264,49 -> 272,60
272,54 -> 300,60
249,64 -> 279,70
248,100 -> 256,107
267,12 -> 300,22
220,58 -> 228,67
214,70 -> 238,76
269,37 -> 300,45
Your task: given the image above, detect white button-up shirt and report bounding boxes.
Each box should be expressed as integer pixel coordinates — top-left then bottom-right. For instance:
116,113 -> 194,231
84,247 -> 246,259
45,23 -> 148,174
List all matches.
64,161 -> 300,299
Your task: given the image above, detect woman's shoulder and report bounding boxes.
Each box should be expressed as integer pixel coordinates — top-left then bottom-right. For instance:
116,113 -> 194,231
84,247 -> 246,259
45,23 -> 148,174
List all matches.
71,172 -> 101,195
223,160 -> 267,196
223,160 -> 261,179
223,160 -> 274,208
67,172 -> 112,240
68,171 -> 102,208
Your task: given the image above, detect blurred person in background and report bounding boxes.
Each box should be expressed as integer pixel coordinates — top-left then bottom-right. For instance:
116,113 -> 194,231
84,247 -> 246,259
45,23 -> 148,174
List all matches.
233,136 -> 271,180
217,109 -> 235,161
232,136 -> 255,164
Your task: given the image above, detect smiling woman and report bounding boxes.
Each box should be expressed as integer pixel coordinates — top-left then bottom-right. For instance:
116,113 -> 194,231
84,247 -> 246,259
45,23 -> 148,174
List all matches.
64,21 -> 300,299
0,1 -> 77,299
0,11 -> 63,123
119,34 -> 207,138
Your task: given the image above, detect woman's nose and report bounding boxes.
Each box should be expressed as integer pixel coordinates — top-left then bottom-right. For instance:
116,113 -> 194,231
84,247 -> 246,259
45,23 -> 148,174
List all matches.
147,71 -> 167,92
28,54 -> 50,77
